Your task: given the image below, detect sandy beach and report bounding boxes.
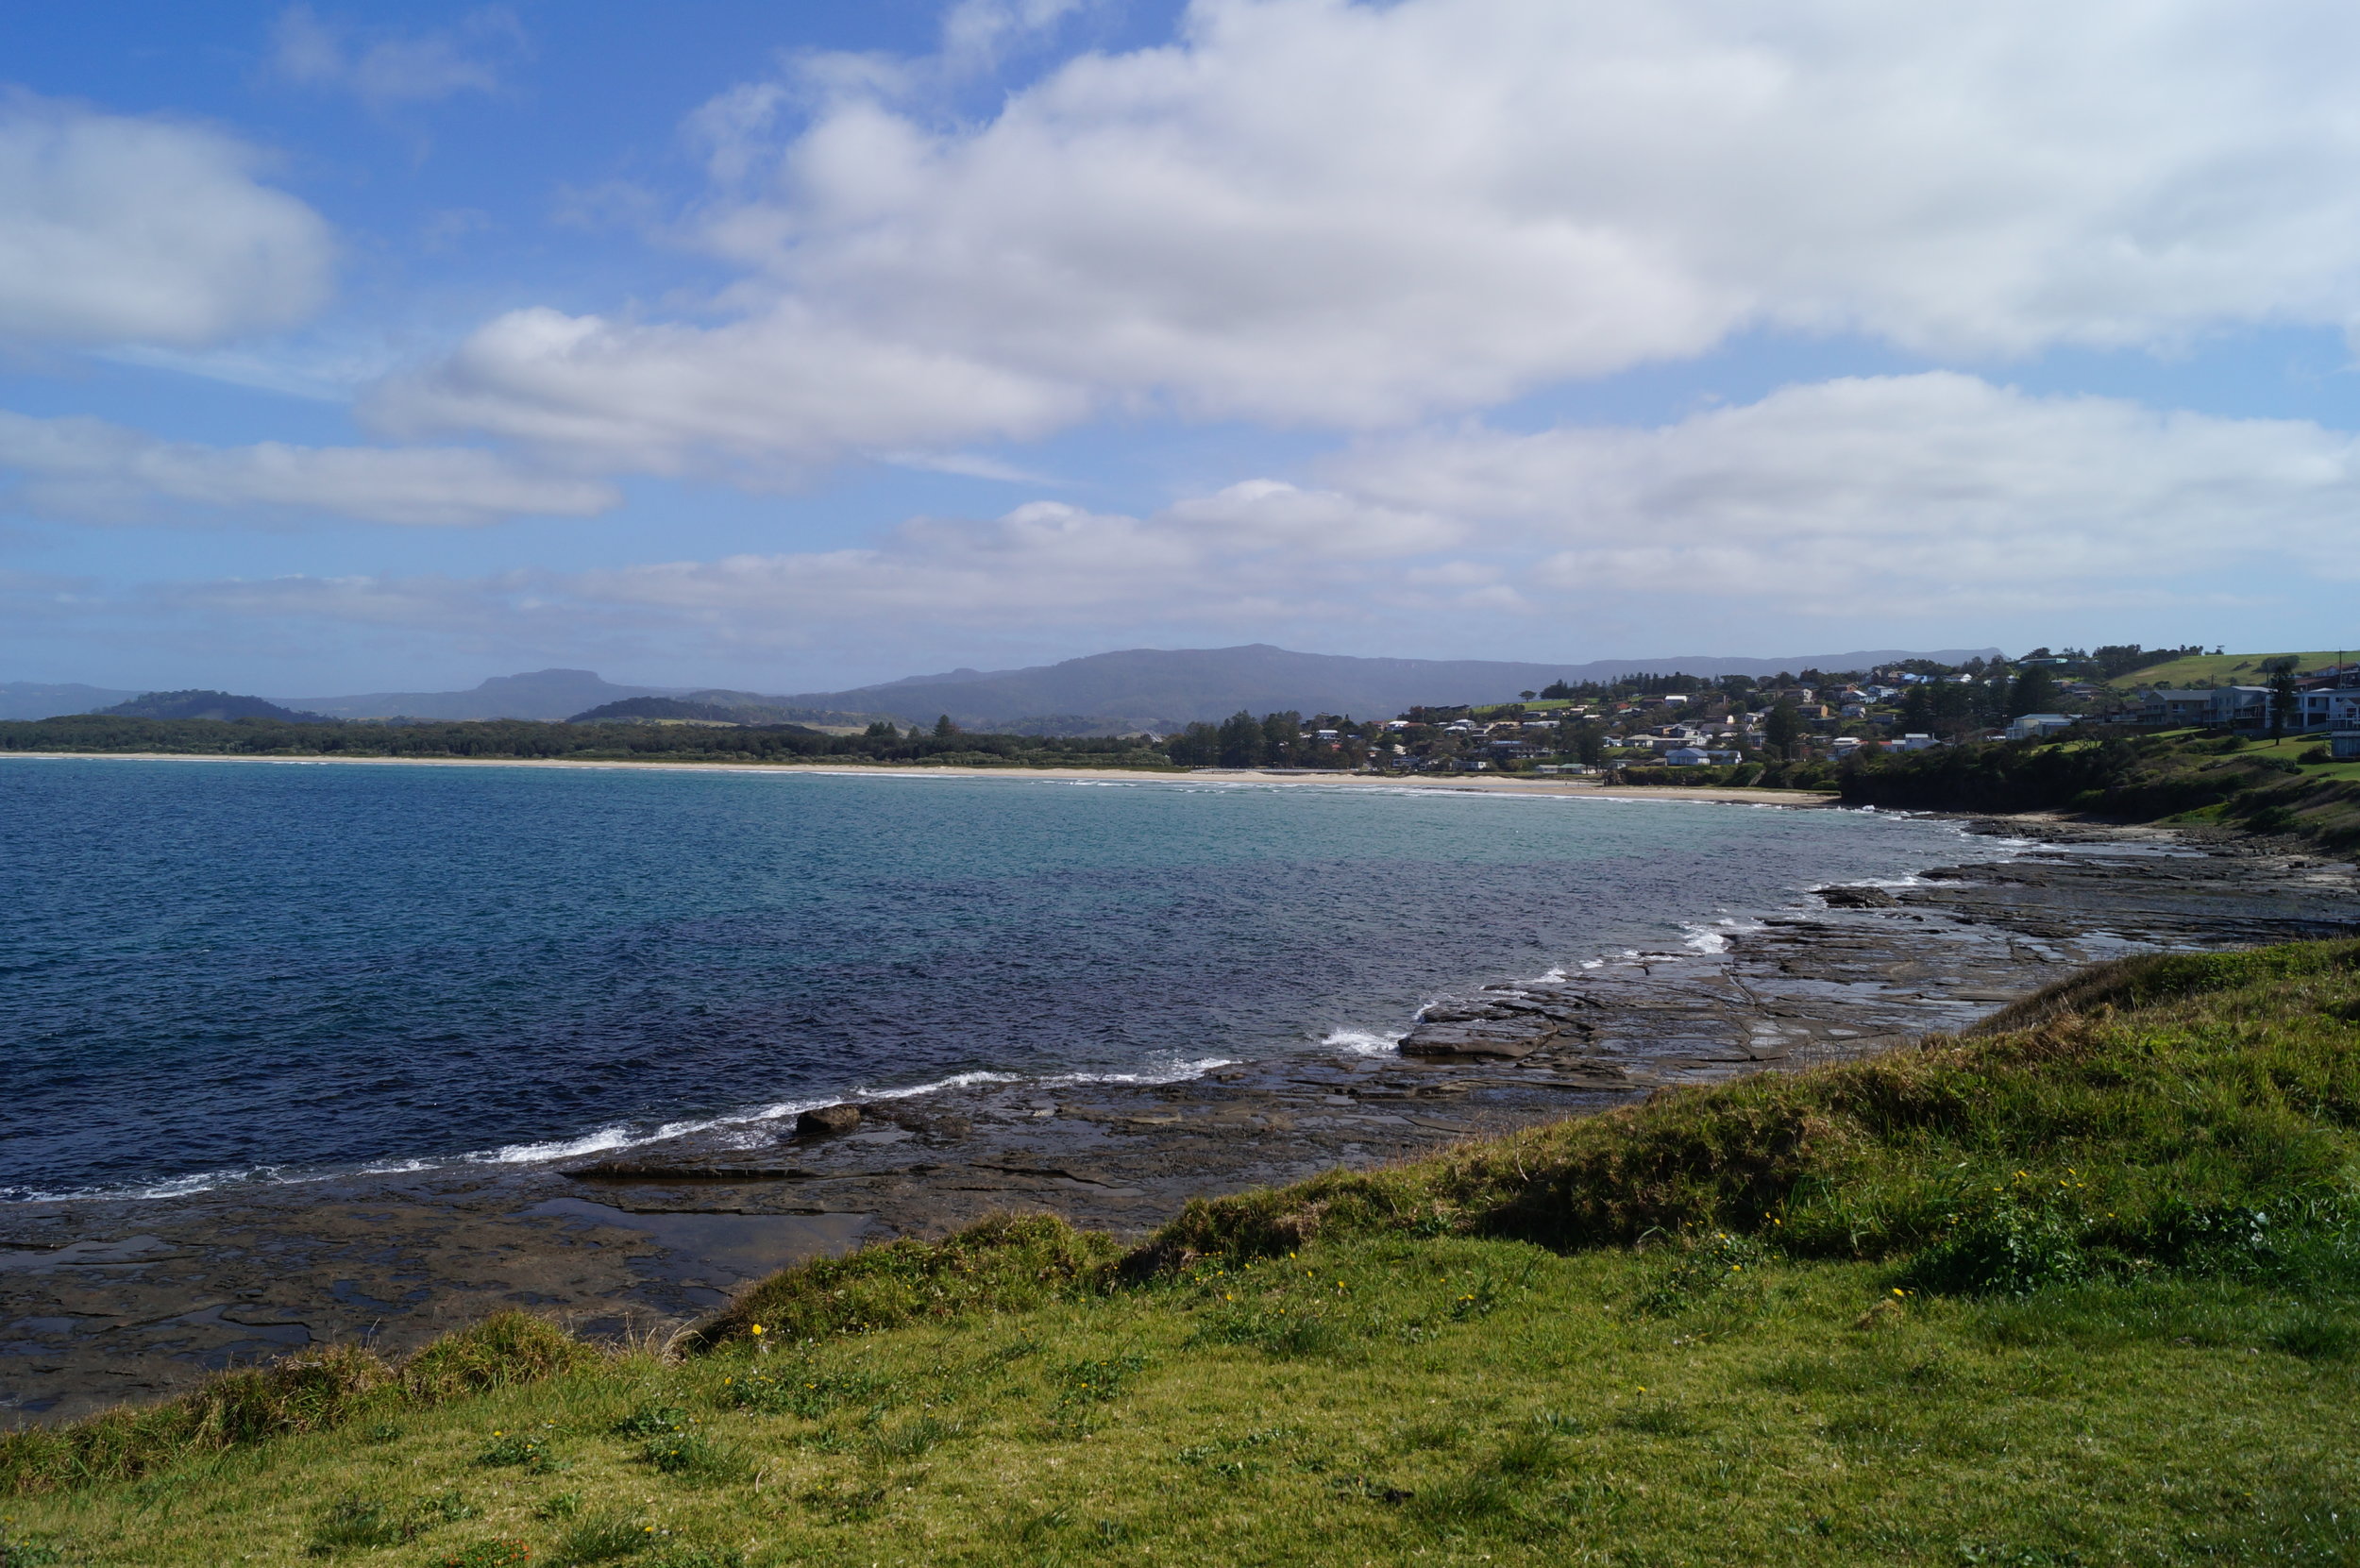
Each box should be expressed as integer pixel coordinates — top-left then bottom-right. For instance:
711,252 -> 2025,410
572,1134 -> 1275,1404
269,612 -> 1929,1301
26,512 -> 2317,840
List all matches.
1,750 -> 1835,807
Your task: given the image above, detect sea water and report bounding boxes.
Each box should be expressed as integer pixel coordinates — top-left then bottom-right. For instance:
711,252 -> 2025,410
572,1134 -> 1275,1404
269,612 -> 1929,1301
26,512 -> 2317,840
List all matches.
0,759 -> 1979,1200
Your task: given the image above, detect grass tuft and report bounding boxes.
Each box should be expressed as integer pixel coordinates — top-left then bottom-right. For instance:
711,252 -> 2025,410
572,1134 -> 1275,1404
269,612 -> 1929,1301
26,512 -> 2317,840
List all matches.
1,1313 -> 596,1494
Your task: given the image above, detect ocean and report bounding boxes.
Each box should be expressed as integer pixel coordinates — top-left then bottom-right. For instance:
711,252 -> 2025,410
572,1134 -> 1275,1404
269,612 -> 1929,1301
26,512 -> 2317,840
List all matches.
0,758 -> 1981,1202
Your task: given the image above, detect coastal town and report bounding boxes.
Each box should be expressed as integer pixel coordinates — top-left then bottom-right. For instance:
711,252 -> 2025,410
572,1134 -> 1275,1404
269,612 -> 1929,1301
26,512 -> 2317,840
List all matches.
1159,644 -> 2360,779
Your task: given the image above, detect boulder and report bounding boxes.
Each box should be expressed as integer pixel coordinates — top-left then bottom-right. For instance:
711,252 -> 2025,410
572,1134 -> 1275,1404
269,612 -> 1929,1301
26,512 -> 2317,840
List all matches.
796,1103 -> 863,1138
1817,885 -> 1898,908
1396,1023 -> 1553,1060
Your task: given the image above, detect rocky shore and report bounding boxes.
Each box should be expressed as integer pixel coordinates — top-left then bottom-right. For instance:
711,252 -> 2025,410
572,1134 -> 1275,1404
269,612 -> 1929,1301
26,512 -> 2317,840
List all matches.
4,816 -> 2354,1428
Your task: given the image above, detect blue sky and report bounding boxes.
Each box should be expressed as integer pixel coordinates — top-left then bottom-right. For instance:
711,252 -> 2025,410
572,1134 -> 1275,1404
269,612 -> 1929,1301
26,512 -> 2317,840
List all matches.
4,0 -> 2358,696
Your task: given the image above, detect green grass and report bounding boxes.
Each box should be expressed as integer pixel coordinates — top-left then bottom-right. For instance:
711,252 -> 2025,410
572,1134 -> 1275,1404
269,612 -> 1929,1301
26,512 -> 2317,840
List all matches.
2115,649 -> 2351,688
8,943 -> 2360,1565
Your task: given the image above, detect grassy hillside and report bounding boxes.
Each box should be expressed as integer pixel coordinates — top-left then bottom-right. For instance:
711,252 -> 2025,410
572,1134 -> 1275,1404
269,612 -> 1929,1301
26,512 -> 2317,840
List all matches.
2115,649 -> 2350,687
8,943 -> 2360,1565
1841,729 -> 2360,851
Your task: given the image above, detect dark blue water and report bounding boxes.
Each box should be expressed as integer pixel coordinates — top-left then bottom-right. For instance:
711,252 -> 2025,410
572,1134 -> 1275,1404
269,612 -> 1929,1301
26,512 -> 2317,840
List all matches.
0,759 -> 1977,1200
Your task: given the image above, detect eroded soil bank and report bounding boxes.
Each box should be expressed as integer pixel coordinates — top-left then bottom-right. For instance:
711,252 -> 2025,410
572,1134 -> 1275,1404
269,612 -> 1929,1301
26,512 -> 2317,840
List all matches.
4,818 -> 2354,1427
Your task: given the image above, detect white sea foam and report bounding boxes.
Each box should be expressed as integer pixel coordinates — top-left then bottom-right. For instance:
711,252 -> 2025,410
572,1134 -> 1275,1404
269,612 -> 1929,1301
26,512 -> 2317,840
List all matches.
1321,1028 -> 1405,1056
1678,918 -> 1767,954
20,1054 -> 1249,1203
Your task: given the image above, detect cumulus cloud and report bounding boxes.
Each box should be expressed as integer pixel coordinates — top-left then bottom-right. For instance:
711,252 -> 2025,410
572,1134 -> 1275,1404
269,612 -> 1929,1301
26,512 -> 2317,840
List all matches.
566,479 -> 1441,621
271,6 -> 522,109
379,0 -> 2360,475
204,374 -> 2360,651
0,93 -> 333,347
364,305 -> 1085,481
1331,374 -> 2360,608
0,411 -> 617,527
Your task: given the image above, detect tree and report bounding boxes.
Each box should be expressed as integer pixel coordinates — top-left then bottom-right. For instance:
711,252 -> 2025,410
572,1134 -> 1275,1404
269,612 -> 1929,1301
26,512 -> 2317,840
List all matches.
1764,700 -> 1803,759
1520,690 -> 1537,701
2007,666 -> 2058,718
1216,710 -> 1265,768
1261,711 -> 1302,765
934,714 -> 958,737
1165,722 -> 1219,767
2270,669 -> 2300,739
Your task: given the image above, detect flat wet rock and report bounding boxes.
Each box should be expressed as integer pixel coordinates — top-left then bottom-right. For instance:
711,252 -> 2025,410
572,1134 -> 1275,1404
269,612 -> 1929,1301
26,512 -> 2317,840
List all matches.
5,818 -> 2354,1427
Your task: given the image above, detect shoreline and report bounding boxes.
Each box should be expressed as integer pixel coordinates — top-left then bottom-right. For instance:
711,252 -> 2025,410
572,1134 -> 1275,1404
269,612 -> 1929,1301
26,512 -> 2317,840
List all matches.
0,750 -> 1833,806
4,811 -> 2352,1429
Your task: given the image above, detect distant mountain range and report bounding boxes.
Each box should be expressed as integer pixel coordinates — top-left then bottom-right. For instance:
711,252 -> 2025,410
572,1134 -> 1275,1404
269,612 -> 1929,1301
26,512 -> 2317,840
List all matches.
279,669 -> 678,721
771,643 -> 2007,732
0,682 -> 141,720
0,644 -> 2003,731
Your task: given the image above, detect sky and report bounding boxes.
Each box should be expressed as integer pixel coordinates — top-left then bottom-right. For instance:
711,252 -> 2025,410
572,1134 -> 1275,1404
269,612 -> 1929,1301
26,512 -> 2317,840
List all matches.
4,0 -> 2359,696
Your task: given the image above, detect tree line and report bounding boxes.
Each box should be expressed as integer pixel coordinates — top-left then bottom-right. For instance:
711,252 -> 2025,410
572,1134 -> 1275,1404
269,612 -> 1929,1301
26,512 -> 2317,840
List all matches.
0,715 -> 1170,767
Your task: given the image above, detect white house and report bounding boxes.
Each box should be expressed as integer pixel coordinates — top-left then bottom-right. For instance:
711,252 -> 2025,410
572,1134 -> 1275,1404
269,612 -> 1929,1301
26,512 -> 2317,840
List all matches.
2297,687 -> 2360,730
2138,687 -> 2270,727
1891,733 -> 1942,752
2005,713 -> 2076,740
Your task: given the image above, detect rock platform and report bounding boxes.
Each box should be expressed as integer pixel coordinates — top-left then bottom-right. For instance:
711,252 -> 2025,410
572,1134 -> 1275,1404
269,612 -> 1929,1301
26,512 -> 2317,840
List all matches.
4,818 -> 2353,1427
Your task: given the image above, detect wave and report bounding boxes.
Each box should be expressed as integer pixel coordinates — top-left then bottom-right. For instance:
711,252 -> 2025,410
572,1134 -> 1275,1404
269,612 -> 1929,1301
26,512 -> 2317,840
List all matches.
1321,1028 -> 1405,1056
1679,918 -> 1768,954
3,1054 -> 1243,1205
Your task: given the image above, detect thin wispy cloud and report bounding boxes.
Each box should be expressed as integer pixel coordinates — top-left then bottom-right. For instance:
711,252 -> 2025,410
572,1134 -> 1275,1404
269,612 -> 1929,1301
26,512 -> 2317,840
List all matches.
270,6 -> 525,110
0,412 -> 615,528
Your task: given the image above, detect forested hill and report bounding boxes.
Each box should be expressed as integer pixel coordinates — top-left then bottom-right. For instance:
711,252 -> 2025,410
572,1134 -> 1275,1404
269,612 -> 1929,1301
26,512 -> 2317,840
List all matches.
0,715 -> 1172,767
784,643 -> 2004,731
98,690 -> 326,722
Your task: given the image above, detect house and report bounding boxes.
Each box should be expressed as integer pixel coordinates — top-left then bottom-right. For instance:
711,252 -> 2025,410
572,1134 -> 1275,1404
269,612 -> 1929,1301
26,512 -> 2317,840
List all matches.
2138,687 -> 2269,727
2335,733 -> 2360,761
1891,733 -> 1942,752
2297,686 -> 2360,730
1663,747 -> 1713,766
2006,713 -> 2076,740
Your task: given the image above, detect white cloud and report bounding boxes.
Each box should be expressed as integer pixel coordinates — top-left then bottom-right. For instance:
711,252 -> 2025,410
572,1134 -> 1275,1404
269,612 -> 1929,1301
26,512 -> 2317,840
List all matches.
200,375 -> 2360,650
0,411 -> 617,527
939,0 -> 1095,74
271,6 -> 522,110
365,305 -> 1086,481
1331,373 -> 2360,607
379,0 -> 2360,476
0,93 -> 333,347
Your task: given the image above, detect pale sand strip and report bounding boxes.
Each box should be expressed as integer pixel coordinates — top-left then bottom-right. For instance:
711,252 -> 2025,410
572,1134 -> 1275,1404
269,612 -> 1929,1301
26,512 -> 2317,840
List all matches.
0,750 -> 1837,807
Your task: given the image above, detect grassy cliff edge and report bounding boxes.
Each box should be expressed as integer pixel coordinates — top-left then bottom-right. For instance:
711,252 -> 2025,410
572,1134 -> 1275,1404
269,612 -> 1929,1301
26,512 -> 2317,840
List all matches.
8,943 -> 2359,1565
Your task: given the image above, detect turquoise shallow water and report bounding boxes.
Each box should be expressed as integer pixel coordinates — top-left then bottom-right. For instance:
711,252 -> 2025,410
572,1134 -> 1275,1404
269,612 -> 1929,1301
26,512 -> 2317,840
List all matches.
0,760 -> 1977,1200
